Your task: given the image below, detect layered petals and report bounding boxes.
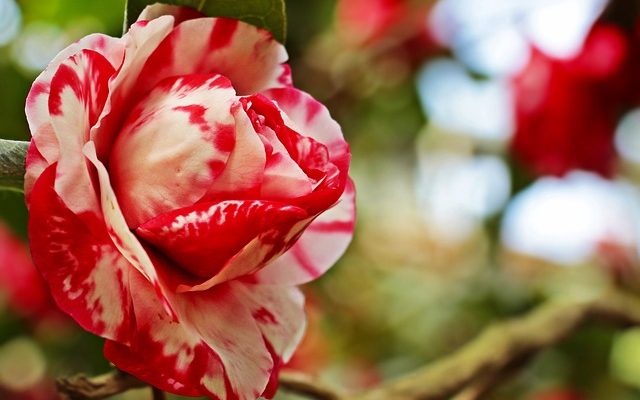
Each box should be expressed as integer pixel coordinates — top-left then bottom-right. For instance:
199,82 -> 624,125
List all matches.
104,272 -> 304,400
137,200 -> 307,279
135,16 -> 290,97
258,179 -> 356,285
109,74 -> 238,228
25,6 -> 354,399
28,164 -> 132,341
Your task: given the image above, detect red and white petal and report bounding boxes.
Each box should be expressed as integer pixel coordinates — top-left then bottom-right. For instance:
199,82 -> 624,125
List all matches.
137,3 -> 204,24
232,281 -> 306,362
184,217 -> 312,293
24,143 -> 49,201
106,271 -> 274,400
28,164 -> 132,341
258,125 -> 314,199
91,17 -> 176,160
263,87 -> 350,167
137,200 -> 307,279
109,74 -> 238,228
135,17 -> 290,97
48,49 -> 115,215
257,179 -> 356,285
204,105 -> 267,200
84,142 -> 176,319
25,33 -> 124,166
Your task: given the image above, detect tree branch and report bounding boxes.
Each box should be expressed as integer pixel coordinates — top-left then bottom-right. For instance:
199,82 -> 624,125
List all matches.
279,371 -> 343,400
0,139 -> 28,192
350,289 -> 640,400
54,289 -> 640,400
56,371 -> 146,400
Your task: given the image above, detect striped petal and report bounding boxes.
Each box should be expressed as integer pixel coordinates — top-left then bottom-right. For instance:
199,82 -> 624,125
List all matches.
28,164 -> 132,341
137,200 -> 307,280
263,87 -> 350,170
203,105 -> 267,200
109,74 -> 238,228
84,142 -> 176,319
91,17 -> 176,160
257,179 -> 356,285
135,17 -> 290,97
25,33 -> 124,167
48,49 -> 115,215
104,272 -> 281,400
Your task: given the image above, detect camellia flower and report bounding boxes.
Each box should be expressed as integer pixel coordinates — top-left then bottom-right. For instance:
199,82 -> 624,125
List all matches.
511,22 -> 640,177
24,4 -> 355,399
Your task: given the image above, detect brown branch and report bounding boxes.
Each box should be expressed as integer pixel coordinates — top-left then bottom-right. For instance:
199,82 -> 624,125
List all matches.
55,289 -> 640,400
349,289 -> 640,400
56,370 -> 146,400
279,371 -> 343,400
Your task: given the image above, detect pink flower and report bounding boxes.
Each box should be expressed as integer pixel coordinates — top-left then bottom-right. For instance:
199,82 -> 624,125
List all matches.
24,5 -> 355,399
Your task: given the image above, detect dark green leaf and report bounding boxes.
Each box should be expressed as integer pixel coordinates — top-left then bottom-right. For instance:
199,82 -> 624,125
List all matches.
124,0 -> 287,43
0,139 -> 28,193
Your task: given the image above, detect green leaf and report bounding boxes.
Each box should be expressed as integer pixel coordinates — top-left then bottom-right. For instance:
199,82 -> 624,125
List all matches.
124,0 -> 287,43
0,139 -> 29,193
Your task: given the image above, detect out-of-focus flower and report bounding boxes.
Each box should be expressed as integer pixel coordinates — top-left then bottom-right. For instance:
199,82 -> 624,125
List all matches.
0,223 -> 61,322
336,0 -> 438,69
25,4 -> 354,399
511,22 -> 640,177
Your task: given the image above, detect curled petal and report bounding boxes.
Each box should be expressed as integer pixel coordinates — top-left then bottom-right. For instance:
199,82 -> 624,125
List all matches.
25,33 -> 124,166
91,17 -> 176,160
135,17 -> 290,97
49,49 -> 115,215
109,74 -> 238,228
203,105 -> 267,199
257,179 -> 356,285
137,200 -> 307,280
263,87 -> 350,168
84,142 -> 176,319
28,164 -> 132,341
105,272 -> 275,400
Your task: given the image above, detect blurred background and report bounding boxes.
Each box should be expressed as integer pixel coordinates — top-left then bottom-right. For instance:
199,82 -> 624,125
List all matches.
2,0 -> 640,399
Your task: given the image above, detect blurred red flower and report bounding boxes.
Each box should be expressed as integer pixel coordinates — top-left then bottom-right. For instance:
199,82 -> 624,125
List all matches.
0,223 -> 61,322
511,22 -> 640,177
336,0 -> 437,62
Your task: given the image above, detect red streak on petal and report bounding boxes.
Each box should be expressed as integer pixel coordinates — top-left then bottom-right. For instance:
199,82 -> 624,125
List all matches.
291,245 -> 319,277
173,104 -> 210,132
305,98 -> 322,124
214,124 -> 235,153
209,18 -> 239,51
48,64 -> 83,116
253,307 -> 277,324
308,220 -> 354,233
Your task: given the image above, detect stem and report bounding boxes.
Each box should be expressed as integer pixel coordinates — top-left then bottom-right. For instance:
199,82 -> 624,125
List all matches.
0,139 -> 29,192
151,387 -> 167,400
